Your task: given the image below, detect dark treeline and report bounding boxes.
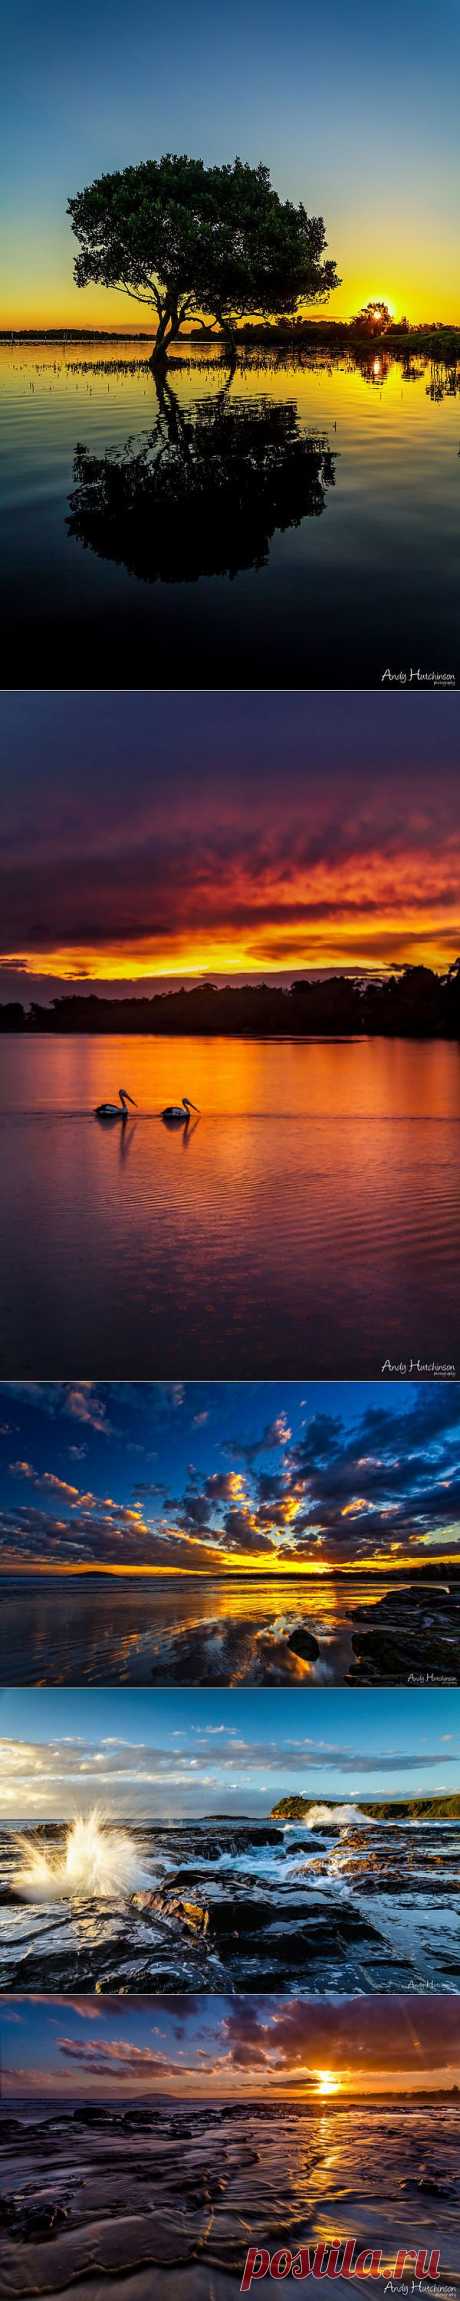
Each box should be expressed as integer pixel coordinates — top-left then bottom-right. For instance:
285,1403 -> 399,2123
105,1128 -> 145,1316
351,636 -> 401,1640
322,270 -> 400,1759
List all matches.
229,319 -> 460,353
1,962 -> 460,1036
4,321 -> 460,353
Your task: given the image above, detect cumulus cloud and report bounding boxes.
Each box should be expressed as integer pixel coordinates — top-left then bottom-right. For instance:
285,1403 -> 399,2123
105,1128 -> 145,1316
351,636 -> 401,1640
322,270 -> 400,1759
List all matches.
1,1384 -> 459,1573
5,1384 -> 112,1433
4,1989 -> 460,2099
219,1993 -> 460,2077
0,1720 -> 456,1820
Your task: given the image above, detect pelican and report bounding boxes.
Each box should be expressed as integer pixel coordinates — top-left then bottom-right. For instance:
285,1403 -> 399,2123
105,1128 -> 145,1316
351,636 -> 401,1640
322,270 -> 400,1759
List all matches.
161,1094 -> 200,1124
94,1087 -> 137,1121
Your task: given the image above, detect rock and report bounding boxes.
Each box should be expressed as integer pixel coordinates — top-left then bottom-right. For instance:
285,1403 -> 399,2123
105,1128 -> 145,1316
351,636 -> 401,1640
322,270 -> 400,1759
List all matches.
132,1891 -> 208,1936
350,1627 -> 456,1678
0,2197 -> 71,2240
286,1626 -> 320,1661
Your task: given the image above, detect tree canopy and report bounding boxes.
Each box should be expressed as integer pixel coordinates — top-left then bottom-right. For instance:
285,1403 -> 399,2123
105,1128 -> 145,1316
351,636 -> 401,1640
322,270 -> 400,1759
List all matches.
352,300 -> 392,336
68,154 -> 340,364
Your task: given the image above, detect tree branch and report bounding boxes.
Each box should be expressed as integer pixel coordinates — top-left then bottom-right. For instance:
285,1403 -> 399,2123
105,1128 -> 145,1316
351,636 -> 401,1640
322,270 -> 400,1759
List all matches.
104,281 -> 163,312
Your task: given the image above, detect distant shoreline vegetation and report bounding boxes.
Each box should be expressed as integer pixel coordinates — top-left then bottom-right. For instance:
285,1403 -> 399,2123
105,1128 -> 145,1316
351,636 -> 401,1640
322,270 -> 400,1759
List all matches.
3,322 -> 460,356
272,1795 -> 460,1820
2,963 -> 460,1036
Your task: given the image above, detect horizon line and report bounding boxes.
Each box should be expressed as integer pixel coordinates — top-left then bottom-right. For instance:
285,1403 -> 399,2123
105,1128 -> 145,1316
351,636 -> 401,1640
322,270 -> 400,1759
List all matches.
2,313 -> 460,333
1,1556 -> 458,1577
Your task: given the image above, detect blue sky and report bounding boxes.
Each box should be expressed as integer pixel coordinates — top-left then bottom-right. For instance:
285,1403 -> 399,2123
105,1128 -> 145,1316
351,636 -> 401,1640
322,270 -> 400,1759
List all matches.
1,1379 -> 459,1572
2,1686 -> 458,1815
3,0 -> 460,323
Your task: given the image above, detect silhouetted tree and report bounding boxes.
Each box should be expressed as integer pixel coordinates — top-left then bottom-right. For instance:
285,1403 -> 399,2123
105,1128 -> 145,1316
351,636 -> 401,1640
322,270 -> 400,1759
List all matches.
444,958 -> 460,1032
0,1003 -> 26,1031
3,962 -> 460,1038
351,301 -> 392,337
68,156 -> 340,370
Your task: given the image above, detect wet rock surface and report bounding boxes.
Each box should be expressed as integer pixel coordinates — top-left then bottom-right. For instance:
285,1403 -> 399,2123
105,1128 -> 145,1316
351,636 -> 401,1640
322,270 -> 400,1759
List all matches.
1,1814 -> 459,1995
1,2097 -> 459,2299
350,1586 -> 460,1684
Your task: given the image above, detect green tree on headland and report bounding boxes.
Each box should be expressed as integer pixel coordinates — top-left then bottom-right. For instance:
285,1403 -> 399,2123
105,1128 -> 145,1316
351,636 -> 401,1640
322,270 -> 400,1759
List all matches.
67,155 -> 340,369
271,1795 -> 460,1820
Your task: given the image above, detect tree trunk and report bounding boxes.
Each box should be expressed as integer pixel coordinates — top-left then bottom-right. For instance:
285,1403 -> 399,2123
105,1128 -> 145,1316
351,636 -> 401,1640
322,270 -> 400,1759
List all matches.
148,301 -> 180,371
214,310 -> 238,374
148,332 -> 172,372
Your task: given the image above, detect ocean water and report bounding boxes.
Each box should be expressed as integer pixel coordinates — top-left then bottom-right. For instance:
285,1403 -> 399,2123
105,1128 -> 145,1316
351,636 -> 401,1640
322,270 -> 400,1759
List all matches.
0,1574 -> 458,1687
1,340 -> 459,686
0,1034 -> 459,1378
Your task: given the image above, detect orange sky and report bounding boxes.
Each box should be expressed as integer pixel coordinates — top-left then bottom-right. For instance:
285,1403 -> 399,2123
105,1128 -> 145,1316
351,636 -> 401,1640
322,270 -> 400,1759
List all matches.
6,2063 -> 455,2100
5,848 -> 460,984
3,694 -> 459,998
4,1549 -> 460,1575
5,1988 -> 460,2101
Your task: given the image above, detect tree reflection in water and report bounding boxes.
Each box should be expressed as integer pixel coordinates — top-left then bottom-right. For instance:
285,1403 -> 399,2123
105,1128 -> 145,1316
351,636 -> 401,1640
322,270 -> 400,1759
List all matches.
67,366 -> 336,582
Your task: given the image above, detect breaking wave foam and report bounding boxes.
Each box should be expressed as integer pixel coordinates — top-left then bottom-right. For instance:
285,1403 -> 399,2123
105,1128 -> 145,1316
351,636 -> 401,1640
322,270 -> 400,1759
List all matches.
303,1803 -> 374,1829
13,1809 -> 149,1900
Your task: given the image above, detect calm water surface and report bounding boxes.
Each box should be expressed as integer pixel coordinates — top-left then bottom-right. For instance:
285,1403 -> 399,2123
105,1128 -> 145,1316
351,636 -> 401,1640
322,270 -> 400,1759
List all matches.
1,1034 -> 459,1378
1,341 -> 459,684
1,1574 -> 458,1686
2,2097 -> 459,2297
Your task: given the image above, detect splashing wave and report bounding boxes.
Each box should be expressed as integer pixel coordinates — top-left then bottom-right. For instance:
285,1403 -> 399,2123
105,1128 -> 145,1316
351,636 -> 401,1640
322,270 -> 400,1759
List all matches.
301,1803 -> 374,1830
13,1809 -> 149,1900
